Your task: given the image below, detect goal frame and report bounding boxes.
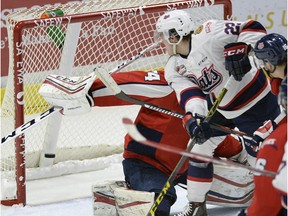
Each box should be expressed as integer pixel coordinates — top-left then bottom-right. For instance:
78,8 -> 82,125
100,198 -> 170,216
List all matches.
2,0 -> 232,206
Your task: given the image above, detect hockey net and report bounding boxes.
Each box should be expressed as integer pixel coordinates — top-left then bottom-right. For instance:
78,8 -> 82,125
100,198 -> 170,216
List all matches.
1,0 -> 232,205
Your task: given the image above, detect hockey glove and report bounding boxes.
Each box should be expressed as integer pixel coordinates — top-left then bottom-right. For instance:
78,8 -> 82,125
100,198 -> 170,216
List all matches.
254,119 -> 277,141
244,119 -> 277,155
183,112 -> 212,144
224,42 -> 252,81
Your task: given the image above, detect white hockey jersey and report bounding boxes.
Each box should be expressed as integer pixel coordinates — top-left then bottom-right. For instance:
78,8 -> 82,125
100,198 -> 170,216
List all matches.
165,19 -> 270,119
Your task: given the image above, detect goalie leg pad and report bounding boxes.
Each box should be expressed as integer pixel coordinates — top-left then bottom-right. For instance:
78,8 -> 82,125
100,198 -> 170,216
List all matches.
208,164 -> 254,207
92,180 -> 120,216
114,186 -> 155,216
39,72 -> 96,115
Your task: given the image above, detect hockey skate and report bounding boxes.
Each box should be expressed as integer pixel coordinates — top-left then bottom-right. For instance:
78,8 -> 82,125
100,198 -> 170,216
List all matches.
174,201 -> 208,216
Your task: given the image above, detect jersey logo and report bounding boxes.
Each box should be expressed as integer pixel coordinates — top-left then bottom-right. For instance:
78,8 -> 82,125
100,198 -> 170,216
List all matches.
176,64 -> 187,75
187,65 -> 222,92
194,25 -> 203,35
205,21 -> 212,33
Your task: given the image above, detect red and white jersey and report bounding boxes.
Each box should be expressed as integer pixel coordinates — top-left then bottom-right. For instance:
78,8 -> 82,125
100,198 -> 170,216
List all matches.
90,70 -> 190,176
165,19 -> 270,119
273,141 -> 288,209
247,117 -> 287,215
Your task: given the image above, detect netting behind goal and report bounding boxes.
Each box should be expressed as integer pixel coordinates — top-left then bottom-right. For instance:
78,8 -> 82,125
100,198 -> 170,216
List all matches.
1,0 -> 232,205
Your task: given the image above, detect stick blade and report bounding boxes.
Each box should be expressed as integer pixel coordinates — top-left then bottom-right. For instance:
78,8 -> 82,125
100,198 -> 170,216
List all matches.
122,117 -> 147,142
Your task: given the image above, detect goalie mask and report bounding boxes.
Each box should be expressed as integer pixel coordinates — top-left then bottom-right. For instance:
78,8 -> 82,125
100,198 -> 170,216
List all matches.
156,10 -> 194,45
254,33 -> 287,66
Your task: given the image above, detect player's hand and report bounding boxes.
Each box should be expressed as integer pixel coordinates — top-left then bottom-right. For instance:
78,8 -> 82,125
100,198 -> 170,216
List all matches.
243,136 -> 262,157
183,112 -> 212,144
253,119 -> 277,140
244,119 -> 276,155
224,42 -> 252,81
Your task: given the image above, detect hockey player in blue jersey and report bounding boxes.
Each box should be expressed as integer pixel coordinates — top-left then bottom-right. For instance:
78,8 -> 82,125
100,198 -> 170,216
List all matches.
155,10 -> 281,215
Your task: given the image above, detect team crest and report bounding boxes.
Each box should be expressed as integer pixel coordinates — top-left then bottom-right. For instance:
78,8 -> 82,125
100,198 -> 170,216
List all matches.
176,64 -> 187,75
194,25 -> 203,35
205,21 -> 212,33
257,42 -> 264,49
187,65 -> 223,92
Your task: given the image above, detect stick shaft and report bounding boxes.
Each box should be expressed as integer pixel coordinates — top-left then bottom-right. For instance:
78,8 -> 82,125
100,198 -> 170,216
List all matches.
1,107 -> 62,144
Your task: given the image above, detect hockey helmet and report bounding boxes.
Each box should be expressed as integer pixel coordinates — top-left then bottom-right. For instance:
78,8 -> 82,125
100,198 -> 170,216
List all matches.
156,10 -> 194,45
254,33 -> 287,66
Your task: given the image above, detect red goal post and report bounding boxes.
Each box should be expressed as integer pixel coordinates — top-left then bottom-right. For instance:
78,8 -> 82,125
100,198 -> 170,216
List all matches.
1,0 -> 232,206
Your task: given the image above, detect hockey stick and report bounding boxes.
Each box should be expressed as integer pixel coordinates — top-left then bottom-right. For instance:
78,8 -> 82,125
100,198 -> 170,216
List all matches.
1,107 -> 62,144
94,67 -> 250,138
2,41 -> 162,144
122,117 -> 276,177
108,40 -> 162,74
145,77 -> 232,216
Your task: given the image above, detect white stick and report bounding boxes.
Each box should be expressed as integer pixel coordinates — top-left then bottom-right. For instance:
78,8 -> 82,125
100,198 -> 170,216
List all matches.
1,107 -> 62,144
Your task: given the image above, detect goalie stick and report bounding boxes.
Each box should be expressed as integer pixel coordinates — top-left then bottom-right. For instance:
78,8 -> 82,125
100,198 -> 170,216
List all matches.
122,117 -> 276,177
94,67 -> 251,138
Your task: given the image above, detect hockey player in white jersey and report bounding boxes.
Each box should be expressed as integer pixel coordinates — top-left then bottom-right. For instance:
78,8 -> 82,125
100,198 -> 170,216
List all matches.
155,10 -> 281,216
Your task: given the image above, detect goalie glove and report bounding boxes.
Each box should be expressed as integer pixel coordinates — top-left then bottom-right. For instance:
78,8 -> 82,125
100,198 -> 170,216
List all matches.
39,72 -> 96,115
224,42 -> 252,81
183,112 -> 212,144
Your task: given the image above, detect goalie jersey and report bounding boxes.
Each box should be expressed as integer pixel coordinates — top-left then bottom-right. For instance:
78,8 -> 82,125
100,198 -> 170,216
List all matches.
164,19 -> 270,119
90,70 -> 190,176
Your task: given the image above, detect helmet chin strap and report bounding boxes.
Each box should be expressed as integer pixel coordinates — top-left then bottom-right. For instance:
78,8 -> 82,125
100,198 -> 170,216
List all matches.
172,44 -> 177,55
168,35 -> 182,55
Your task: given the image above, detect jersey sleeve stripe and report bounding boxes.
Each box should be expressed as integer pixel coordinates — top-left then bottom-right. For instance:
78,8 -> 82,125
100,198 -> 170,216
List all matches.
180,87 -> 206,110
219,69 -> 268,111
241,20 -> 267,34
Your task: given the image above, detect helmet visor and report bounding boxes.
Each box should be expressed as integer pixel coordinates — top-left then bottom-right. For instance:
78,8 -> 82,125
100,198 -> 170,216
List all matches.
154,30 -> 182,45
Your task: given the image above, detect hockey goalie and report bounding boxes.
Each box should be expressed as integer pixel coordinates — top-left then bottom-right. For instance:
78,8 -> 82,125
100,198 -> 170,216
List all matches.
39,69 -> 254,216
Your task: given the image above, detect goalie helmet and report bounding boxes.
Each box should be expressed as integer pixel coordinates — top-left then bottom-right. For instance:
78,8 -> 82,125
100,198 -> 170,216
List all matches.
156,10 -> 194,44
254,33 -> 287,66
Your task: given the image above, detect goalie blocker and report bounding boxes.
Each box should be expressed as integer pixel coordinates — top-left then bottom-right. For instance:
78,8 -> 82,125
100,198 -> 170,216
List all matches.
39,72 -> 96,115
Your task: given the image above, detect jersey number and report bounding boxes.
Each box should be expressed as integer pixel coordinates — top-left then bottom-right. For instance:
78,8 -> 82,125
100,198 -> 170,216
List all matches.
254,158 -> 267,176
145,70 -> 161,81
224,22 -> 241,35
